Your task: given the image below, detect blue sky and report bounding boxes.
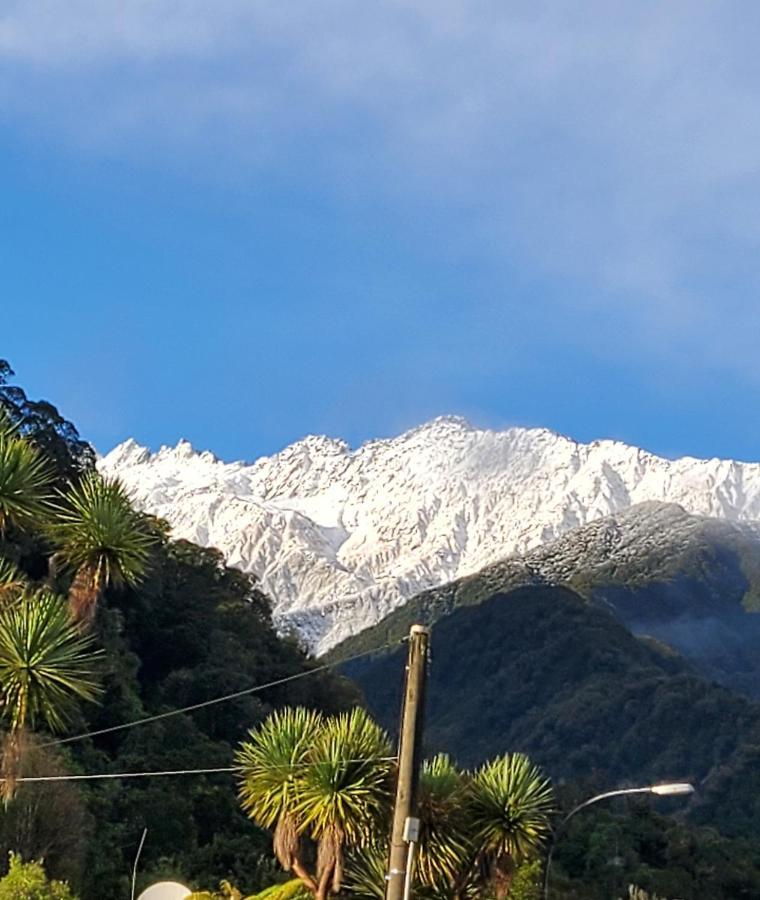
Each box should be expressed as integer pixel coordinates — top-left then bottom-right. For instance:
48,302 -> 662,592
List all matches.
2,1 -> 760,462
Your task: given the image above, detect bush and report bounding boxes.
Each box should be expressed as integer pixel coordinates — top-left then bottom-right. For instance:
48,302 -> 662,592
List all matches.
0,853 -> 77,900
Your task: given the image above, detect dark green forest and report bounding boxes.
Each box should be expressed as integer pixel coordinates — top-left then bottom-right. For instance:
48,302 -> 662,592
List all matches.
342,587 -> 760,898
0,362 -> 358,898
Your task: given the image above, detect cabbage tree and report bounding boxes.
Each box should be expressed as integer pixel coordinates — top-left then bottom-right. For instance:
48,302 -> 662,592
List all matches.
50,473 -> 155,623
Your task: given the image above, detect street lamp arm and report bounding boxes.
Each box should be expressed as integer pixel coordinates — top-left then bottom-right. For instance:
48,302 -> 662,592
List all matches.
558,787 -> 654,828
542,783 -> 694,900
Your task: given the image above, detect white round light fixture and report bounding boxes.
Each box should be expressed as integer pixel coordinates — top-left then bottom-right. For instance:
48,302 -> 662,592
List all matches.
137,882 -> 192,900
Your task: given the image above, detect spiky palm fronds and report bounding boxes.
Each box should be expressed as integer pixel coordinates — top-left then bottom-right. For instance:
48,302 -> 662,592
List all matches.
0,590 -> 102,734
0,409 -> 16,440
0,558 -> 26,604
416,754 -> 472,893
50,472 -> 155,622
344,838 -> 480,900
237,707 -> 324,870
295,708 -> 392,894
0,432 -> 53,534
295,707 -> 392,845
342,843 -> 386,899
467,754 -> 554,898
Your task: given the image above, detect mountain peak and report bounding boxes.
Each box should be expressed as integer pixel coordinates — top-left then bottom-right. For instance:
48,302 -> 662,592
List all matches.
99,419 -> 760,653
101,438 -> 151,467
406,414 -> 474,436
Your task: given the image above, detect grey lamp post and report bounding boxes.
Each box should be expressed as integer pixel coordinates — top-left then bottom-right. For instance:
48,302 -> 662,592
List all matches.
542,782 -> 695,899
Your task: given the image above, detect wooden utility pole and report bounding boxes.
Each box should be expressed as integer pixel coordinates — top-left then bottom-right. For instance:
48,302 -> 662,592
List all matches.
385,624 -> 430,900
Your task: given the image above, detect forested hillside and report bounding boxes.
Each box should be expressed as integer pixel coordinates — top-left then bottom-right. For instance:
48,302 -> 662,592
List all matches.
333,501 -> 760,697
0,362 -> 359,899
342,585 -> 760,896
342,585 -> 760,818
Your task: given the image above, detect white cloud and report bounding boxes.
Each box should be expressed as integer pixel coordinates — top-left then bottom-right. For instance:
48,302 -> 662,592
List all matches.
4,1 -> 760,375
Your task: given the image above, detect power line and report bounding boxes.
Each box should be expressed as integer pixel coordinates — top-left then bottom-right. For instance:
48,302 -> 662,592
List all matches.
38,640 -> 399,750
12,767 -> 236,783
7,756 -> 400,784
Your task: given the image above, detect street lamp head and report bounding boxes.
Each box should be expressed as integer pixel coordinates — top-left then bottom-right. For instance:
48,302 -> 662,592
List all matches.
649,783 -> 695,796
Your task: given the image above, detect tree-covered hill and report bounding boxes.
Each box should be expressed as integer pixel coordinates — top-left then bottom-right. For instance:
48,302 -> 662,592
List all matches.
342,584 -> 760,840
0,362 -> 361,899
332,501 -> 760,697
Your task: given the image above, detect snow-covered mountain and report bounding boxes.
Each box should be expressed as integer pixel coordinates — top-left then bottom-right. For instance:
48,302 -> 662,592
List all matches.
99,417 -> 760,653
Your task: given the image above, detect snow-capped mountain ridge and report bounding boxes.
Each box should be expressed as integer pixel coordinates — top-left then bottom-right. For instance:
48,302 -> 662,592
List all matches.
99,419 -> 760,653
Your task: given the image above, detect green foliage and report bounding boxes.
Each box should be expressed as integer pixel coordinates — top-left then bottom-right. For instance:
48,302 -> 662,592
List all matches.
0,853 -> 77,900
0,739 -> 89,886
3,360 -> 760,900
78,538 -> 359,899
294,708 -> 392,844
345,585 -> 760,837
250,881 -> 310,899
0,361 -> 95,485
239,707 -> 554,899
51,472 -> 156,621
329,503 -> 760,701
0,431 -> 53,535
547,793 -> 760,899
186,878 -> 311,899
0,590 -> 101,733
238,707 -> 392,896
509,858 -> 542,900
623,888 -> 670,900
237,707 -> 323,870
0,559 -> 26,600
238,707 -> 324,832
0,412 -> 14,442
415,753 -> 470,891
468,754 -> 554,881
0,364 -> 361,898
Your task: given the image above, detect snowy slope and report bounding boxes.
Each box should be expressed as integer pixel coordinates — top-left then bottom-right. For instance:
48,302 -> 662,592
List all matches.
99,417 -> 760,653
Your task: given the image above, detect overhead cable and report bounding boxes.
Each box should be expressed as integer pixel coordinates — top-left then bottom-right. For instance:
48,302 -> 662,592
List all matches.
39,640 -> 399,750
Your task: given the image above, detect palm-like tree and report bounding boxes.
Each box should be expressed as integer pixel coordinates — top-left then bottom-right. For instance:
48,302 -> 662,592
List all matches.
0,590 -> 101,799
0,428 -> 53,535
237,707 -> 393,900
344,751 -> 553,900
50,472 -> 155,623
416,753 -> 472,896
238,708 -> 554,900
467,753 -> 555,899
343,754 -> 475,900
295,708 -> 392,900
237,707 -> 324,889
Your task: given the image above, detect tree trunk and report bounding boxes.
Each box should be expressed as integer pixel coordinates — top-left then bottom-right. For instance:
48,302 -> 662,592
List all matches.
291,857 -> 318,895
314,863 -> 333,900
1,728 -> 26,805
493,870 -> 513,900
68,566 -> 101,626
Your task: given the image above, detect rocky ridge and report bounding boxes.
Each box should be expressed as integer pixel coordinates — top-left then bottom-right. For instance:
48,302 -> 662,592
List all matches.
100,418 -> 760,653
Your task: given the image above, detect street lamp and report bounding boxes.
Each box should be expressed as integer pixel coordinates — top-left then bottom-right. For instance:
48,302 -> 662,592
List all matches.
542,782 -> 695,899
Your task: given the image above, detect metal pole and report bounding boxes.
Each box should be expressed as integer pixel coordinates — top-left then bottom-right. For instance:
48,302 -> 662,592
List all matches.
385,624 -> 430,900
402,840 -> 417,900
131,828 -> 148,900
